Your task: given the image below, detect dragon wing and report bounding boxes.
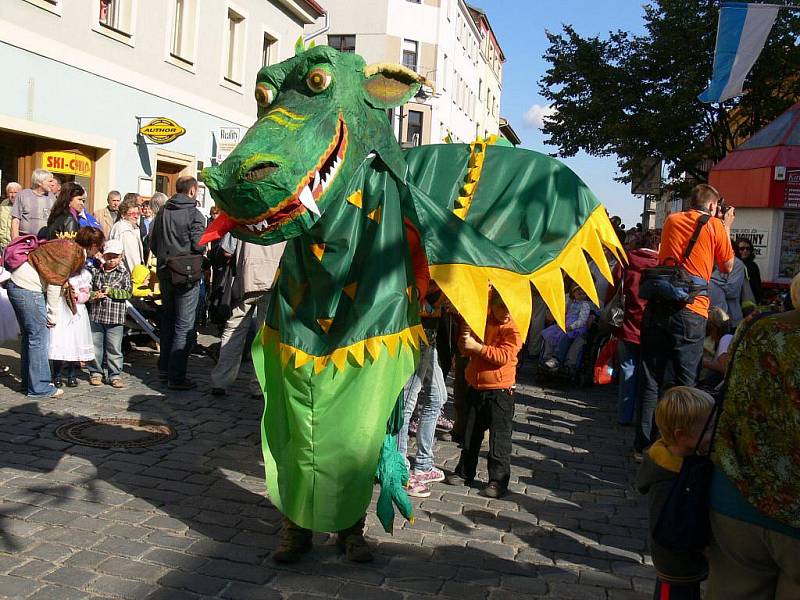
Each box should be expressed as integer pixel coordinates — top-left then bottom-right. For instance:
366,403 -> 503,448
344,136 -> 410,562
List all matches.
402,142 -> 625,337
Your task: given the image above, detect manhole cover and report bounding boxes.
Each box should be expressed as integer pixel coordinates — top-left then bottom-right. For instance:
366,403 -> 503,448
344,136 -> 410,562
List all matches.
55,418 -> 176,449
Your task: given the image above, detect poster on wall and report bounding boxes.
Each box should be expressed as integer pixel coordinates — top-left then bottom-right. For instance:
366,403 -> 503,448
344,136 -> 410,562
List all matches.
778,212 -> 800,279
215,127 -> 242,163
784,169 -> 800,208
730,227 -> 769,258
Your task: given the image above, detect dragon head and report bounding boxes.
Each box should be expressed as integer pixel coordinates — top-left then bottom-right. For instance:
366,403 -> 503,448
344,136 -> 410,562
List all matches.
201,41 -> 431,245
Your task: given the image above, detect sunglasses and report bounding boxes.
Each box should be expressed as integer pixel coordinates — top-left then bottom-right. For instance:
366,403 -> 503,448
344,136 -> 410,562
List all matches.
737,246 -> 751,251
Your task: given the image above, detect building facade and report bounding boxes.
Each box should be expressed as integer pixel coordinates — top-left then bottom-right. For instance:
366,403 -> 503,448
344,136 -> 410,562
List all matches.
0,0 -> 324,213
316,0 -> 506,147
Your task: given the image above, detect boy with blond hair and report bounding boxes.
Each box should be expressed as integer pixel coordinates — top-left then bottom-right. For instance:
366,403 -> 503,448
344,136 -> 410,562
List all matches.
636,386 -> 715,600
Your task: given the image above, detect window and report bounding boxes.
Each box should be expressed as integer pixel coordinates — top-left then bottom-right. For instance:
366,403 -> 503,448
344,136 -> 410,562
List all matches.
402,39 -> 418,72
478,79 -> 483,101
225,8 -> 246,85
406,0 -> 421,3
407,110 -> 423,146
171,0 -> 197,64
99,0 -> 133,36
262,32 -> 277,67
328,35 -> 356,53
778,212 -> 800,279
22,0 -> 61,14
442,54 -> 448,91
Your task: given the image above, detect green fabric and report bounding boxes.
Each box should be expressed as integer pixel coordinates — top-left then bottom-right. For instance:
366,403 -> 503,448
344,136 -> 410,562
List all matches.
403,144 -> 603,274
252,325 -> 416,532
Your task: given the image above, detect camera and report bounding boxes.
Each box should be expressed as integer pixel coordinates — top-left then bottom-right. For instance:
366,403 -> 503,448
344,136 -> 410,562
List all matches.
716,197 -> 733,219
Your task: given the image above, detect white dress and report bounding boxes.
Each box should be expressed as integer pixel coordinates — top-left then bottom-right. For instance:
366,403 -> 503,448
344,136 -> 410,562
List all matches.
49,269 -> 94,362
0,268 -> 20,342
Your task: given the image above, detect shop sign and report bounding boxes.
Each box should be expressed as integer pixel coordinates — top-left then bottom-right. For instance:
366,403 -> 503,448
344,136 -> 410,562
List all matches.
215,127 -> 242,162
730,227 -> 769,258
42,151 -> 92,177
139,118 -> 186,144
784,168 -> 800,208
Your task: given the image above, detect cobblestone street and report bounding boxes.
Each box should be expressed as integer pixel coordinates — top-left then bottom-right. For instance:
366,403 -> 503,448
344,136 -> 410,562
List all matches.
0,339 -> 653,599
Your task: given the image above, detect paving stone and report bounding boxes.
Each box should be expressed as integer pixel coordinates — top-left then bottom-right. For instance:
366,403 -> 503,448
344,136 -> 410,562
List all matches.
26,584 -> 90,600
159,571 -> 229,595
96,556 -> 168,582
0,574 -> 42,598
88,574 -> 159,599
220,582 -> 284,600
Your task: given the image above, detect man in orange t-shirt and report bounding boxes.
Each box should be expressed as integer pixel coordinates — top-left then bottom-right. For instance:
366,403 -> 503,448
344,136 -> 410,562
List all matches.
635,184 -> 735,455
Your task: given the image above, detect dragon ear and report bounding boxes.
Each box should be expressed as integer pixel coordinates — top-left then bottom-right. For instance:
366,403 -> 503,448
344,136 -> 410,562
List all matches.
363,63 -> 433,109
295,36 -> 306,56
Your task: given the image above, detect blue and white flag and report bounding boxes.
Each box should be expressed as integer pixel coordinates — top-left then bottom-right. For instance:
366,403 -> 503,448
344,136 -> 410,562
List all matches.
699,2 -> 780,104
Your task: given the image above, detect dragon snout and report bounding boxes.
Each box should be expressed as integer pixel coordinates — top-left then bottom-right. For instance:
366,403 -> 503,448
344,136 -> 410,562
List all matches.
242,161 -> 280,183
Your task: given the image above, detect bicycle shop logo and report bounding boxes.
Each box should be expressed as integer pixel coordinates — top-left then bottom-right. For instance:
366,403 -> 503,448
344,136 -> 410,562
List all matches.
137,117 -> 186,144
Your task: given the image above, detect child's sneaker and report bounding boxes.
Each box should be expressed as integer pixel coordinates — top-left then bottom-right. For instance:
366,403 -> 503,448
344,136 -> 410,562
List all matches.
405,476 -> 431,498
413,467 -> 445,485
435,415 -> 454,432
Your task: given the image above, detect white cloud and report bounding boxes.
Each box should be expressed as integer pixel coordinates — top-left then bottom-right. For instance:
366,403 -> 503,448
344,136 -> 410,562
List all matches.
523,104 -> 557,129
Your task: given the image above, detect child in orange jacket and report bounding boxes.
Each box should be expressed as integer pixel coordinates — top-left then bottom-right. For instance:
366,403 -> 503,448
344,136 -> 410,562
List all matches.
444,289 -> 523,498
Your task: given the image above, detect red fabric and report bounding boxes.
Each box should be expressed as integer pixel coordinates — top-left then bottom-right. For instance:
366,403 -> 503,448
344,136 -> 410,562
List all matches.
659,211 -> 734,318
199,213 -> 235,246
404,219 -> 430,301
617,248 -> 659,344
659,580 -> 671,600
466,314 -> 522,390
593,337 -> 618,385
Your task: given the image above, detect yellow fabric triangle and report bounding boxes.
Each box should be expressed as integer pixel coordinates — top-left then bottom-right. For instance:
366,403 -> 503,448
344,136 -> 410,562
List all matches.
461,182 -> 476,196
429,263 -> 489,339
560,248 -> 601,307
313,355 -> 329,374
272,268 -> 281,287
583,227 -> 614,284
466,167 -> 481,183
343,282 -> 358,300
415,324 -> 429,348
367,206 -> 382,223
279,344 -> 293,367
530,265 -> 567,331
488,270 -> 534,339
331,347 -> 349,371
310,243 -> 325,261
365,337 -> 383,361
406,285 -> 414,303
294,348 -> 313,369
317,318 -> 333,334
453,207 -> 467,220
347,190 -> 363,208
468,153 -> 484,169
384,334 -> 400,357
349,341 -> 365,367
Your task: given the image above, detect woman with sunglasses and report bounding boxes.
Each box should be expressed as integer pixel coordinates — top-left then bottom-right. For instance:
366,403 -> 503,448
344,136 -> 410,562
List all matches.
735,238 -> 762,304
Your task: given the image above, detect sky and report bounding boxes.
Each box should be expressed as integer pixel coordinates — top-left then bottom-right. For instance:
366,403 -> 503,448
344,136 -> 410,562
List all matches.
468,0 -> 649,228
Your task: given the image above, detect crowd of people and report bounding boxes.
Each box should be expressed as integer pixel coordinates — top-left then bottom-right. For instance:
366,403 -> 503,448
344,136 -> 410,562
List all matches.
0,174 -> 797,595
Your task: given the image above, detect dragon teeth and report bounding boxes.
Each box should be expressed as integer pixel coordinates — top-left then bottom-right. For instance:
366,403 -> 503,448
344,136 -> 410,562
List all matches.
246,218 -> 270,232
299,185 -> 321,216
313,171 -> 321,189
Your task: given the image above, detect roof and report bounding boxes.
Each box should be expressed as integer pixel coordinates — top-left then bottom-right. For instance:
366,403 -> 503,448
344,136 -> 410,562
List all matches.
466,3 -> 506,62
712,102 -> 800,171
499,117 -> 521,146
299,0 -> 327,18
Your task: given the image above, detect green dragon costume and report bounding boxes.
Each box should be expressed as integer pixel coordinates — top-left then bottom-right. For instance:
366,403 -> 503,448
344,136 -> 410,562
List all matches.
200,41 -> 624,534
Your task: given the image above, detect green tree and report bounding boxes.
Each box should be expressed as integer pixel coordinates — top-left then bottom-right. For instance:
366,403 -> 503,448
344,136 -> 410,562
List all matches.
539,0 -> 800,185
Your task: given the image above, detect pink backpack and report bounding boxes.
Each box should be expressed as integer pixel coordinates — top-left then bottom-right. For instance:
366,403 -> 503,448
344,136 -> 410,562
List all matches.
2,235 -> 41,271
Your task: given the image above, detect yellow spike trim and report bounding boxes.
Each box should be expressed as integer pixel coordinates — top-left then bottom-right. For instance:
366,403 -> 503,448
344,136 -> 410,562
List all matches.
262,325 -> 428,374
310,243 -> 326,261
367,206 -> 382,223
317,318 -> 333,333
430,205 -> 626,337
453,137 -> 496,221
343,282 -> 358,300
347,190 -> 363,208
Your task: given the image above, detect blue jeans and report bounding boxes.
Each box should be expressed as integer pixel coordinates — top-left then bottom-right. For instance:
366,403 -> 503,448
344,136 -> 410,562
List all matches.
6,281 -> 55,397
617,340 -> 640,425
158,269 -> 200,384
398,344 -> 447,472
637,304 -> 706,452
90,322 -> 124,381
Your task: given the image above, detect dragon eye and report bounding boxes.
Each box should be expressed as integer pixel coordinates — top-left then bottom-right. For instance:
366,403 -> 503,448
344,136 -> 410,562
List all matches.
255,83 -> 275,107
306,68 -> 332,93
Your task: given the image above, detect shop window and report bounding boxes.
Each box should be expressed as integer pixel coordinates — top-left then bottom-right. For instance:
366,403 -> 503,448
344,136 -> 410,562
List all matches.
171,0 -> 197,65
778,212 -> 800,279
262,32 -> 277,67
407,110 -> 423,146
224,8 -> 246,85
99,0 -> 133,37
402,39 -> 418,72
328,35 -> 355,53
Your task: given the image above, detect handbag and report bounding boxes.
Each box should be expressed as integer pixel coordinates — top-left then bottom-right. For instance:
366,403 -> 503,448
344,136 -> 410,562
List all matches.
640,214 -> 710,305
599,279 -> 625,330
652,314 -> 763,552
208,262 -> 236,324
165,254 -> 204,287
2,235 -> 41,271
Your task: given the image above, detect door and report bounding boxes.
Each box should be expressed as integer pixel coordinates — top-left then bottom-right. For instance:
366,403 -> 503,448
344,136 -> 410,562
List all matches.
155,160 -> 185,196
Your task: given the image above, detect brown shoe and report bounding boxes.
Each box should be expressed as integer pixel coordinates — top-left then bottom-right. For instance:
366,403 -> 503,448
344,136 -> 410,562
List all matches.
89,375 -> 103,386
110,379 -> 125,389
271,517 -> 312,564
336,516 -> 373,563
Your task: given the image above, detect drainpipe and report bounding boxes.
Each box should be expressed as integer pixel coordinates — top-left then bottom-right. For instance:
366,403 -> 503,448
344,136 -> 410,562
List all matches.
304,11 -> 330,44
